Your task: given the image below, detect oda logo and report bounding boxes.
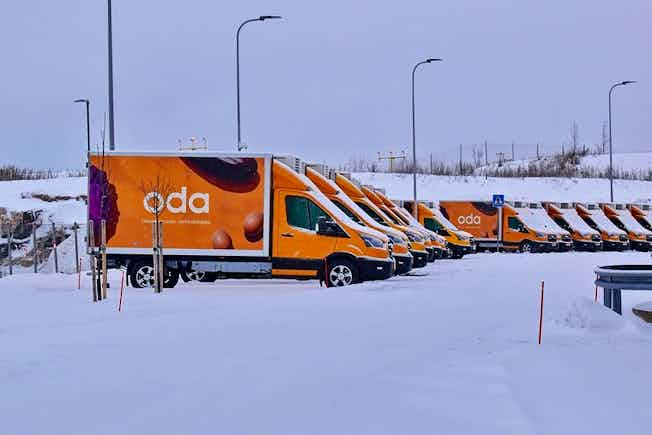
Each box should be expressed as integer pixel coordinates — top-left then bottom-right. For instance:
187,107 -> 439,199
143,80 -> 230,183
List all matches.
143,186 -> 209,214
457,214 -> 481,225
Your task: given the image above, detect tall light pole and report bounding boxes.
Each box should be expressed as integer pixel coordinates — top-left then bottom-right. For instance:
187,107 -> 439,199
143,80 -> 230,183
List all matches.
608,80 -> 636,202
107,0 -> 115,150
236,15 -> 282,152
74,99 -> 91,154
411,58 -> 442,216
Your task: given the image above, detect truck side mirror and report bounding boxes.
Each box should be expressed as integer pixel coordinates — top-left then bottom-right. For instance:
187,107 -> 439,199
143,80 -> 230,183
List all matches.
316,216 -> 341,236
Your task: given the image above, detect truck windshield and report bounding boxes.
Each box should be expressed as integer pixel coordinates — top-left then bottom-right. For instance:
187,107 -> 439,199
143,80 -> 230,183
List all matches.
424,217 -> 443,232
331,199 -> 363,224
356,202 -> 388,226
508,216 -> 525,231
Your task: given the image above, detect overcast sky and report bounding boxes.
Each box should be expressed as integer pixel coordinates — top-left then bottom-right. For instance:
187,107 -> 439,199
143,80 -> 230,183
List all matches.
1,0 -> 650,169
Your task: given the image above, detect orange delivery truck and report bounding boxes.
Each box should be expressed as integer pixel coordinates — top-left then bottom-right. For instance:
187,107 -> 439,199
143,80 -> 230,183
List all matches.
333,173 -> 430,268
574,203 -> 629,251
403,201 -> 474,259
628,204 -> 652,232
543,202 -> 602,251
360,185 -> 432,266
438,200 -> 558,252
303,164 -> 414,275
370,190 -> 445,261
87,152 -> 394,288
386,201 -> 449,260
599,203 -> 652,251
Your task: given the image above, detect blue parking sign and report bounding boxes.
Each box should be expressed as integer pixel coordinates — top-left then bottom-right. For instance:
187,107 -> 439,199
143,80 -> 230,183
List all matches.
492,194 -> 505,207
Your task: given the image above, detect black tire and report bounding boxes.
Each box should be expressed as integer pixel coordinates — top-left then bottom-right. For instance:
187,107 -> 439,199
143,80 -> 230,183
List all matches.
326,258 -> 358,287
520,241 -> 533,253
129,259 -> 179,289
181,270 -> 217,283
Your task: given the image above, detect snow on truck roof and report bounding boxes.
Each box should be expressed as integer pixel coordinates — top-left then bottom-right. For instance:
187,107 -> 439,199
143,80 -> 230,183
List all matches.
516,207 -> 569,235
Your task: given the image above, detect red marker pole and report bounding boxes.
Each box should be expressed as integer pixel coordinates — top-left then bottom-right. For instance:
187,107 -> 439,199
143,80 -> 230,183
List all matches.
118,270 -> 125,312
538,281 -> 545,345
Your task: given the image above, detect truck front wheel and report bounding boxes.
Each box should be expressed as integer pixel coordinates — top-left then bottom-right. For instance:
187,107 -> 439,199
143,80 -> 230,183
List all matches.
326,259 -> 358,287
520,241 -> 533,253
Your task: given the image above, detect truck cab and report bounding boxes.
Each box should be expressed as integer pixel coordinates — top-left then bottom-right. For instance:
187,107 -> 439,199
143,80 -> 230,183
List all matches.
544,202 -> 602,251
389,203 -> 449,260
599,203 -> 652,251
334,174 -> 429,268
629,204 -> 652,232
360,185 -> 431,267
369,189 -> 441,262
575,203 -> 629,251
304,164 -> 414,275
513,202 -> 572,252
406,201 -> 474,259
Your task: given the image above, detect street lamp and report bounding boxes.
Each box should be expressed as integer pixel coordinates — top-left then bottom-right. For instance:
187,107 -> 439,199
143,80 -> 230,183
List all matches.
411,58 -> 442,216
107,0 -> 115,150
74,99 -> 91,153
608,80 -> 636,202
236,15 -> 282,151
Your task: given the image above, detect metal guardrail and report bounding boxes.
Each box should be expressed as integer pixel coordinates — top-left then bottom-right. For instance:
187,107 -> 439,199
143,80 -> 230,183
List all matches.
594,265 -> 652,314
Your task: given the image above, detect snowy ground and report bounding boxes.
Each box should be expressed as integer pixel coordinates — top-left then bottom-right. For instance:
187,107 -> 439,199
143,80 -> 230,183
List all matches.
2,251 -> 652,435
355,172 -> 652,203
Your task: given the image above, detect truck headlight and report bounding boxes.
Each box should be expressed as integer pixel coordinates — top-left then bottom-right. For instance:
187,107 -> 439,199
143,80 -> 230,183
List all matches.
360,233 -> 385,248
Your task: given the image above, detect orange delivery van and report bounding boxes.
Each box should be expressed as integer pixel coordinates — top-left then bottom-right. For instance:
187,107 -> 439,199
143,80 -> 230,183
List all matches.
303,164 -> 414,275
87,152 -> 394,288
599,203 -> 652,251
333,173 -> 429,268
359,185 -> 431,267
543,202 -> 602,251
404,201 -> 474,259
628,204 -> 652,232
387,201 -> 449,260
370,190 -> 444,262
574,203 -> 629,251
438,200 -> 557,252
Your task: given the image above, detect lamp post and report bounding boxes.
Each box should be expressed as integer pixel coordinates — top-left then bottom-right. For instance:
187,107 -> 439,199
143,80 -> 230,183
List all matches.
608,80 -> 636,202
236,15 -> 282,151
74,99 -> 91,153
107,0 -> 115,150
411,58 -> 442,216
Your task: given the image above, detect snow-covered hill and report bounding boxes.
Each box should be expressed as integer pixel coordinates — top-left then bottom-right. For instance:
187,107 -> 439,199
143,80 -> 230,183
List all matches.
354,172 -> 652,203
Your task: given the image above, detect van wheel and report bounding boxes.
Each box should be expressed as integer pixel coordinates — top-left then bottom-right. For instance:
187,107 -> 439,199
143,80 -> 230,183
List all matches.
130,260 -> 179,289
520,241 -> 533,253
181,270 -> 217,283
326,259 -> 357,287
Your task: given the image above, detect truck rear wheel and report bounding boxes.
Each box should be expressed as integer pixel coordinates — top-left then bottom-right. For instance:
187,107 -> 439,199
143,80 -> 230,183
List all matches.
181,270 -> 217,283
326,259 -> 358,287
129,260 -> 180,289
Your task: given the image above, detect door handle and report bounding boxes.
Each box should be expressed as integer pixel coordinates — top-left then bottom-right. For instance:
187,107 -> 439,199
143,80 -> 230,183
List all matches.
281,232 -> 294,238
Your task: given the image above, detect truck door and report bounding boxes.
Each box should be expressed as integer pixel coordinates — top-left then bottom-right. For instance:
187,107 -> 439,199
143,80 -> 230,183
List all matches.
272,190 -> 342,274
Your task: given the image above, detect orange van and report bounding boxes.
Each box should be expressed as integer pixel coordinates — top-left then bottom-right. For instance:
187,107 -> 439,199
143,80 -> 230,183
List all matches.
334,174 -> 429,268
304,164 -> 414,275
405,201 -> 474,259
439,201 -> 557,252
389,203 -> 449,260
360,185 -> 431,267
543,202 -> 602,251
629,204 -> 652,232
371,190 -> 444,261
600,203 -> 652,251
575,203 -> 629,251
88,152 -> 394,288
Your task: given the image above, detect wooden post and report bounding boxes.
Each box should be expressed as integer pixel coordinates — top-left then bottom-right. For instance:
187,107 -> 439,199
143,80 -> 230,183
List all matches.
89,223 -> 98,302
32,223 -> 38,274
73,222 -> 80,274
152,221 -> 160,293
7,231 -> 13,275
158,221 -> 164,292
101,220 -> 107,299
51,222 -> 59,273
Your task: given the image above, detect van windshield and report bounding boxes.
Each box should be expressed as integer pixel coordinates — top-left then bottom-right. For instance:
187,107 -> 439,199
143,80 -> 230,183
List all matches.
434,209 -> 459,231
331,199 -> 362,224
356,202 -> 388,226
